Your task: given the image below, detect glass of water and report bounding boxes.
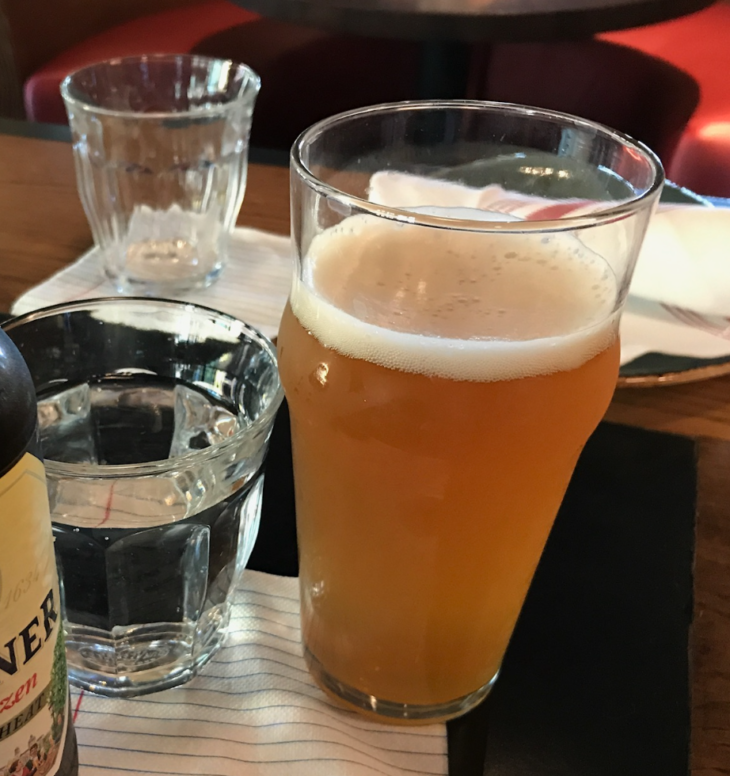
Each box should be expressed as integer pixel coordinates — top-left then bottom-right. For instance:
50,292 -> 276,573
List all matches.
61,55 -> 260,295
3,298 -> 283,697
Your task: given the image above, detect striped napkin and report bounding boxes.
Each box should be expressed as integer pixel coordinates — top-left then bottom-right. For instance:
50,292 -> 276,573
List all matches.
70,571 -> 448,776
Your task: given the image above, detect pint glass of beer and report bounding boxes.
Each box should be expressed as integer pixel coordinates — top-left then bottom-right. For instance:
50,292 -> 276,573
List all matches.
278,102 -> 663,722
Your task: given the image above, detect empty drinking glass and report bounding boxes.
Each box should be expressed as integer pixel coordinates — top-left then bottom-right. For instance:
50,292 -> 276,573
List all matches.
61,55 -> 260,295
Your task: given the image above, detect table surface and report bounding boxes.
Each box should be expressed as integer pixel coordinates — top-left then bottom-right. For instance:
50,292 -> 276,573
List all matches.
231,0 -> 716,41
0,127 -> 728,775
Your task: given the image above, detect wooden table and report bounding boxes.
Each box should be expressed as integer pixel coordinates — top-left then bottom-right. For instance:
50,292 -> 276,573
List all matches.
0,127 -> 728,775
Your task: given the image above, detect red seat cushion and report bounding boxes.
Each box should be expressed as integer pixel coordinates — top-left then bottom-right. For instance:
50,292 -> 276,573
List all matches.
601,3 -> 730,194
24,0 -> 258,124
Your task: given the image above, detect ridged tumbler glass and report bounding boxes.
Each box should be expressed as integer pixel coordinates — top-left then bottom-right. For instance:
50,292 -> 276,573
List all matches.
61,55 -> 260,295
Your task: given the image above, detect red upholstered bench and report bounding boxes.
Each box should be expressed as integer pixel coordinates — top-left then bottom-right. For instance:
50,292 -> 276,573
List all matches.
23,0 -> 258,125
601,3 -> 730,196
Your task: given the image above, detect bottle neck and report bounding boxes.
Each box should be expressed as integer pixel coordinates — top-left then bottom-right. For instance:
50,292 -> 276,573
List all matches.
0,327 -> 38,477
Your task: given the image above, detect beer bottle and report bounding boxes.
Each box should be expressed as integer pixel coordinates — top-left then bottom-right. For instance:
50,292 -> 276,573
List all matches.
0,327 -> 79,775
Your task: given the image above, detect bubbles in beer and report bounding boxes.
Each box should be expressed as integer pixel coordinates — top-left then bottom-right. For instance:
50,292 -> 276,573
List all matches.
293,215 -> 618,382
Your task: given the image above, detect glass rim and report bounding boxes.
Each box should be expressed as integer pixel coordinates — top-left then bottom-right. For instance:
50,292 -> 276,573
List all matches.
2,296 -> 284,478
290,99 -> 665,233
60,53 -> 261,120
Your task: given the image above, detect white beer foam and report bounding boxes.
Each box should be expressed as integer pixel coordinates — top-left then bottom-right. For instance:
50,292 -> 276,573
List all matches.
291,217 -> 618,383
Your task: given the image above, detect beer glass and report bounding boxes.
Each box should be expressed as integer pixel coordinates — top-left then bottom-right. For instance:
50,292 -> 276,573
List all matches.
278,102 -> 663,722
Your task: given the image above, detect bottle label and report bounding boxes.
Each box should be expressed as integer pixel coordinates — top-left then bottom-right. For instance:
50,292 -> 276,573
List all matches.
0,453 -> 69,776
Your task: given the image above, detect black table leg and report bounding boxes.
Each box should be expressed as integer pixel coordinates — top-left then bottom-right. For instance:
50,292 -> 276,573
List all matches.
416,40 -> 471,99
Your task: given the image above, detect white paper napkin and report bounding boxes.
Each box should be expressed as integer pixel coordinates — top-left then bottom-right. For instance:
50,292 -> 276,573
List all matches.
12,228 -> 294,341
630,206 -> 730,315
70,571 -> 448,776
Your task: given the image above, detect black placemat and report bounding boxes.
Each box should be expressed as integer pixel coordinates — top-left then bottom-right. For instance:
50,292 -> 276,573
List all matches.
255,404 -> 696,776
448,421 -> 695,776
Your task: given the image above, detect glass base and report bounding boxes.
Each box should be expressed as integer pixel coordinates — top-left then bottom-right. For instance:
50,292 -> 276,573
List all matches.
69,645 -> 220,698
107,260 -> 224,296
304,646 -> 499,724
66,600 -> 232,698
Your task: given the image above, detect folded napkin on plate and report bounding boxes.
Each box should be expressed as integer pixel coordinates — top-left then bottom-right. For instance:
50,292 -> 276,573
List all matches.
71,570 -> 447,776
11,228 -> 294,341
622,205 -> 730,363
630,206 -> 730,315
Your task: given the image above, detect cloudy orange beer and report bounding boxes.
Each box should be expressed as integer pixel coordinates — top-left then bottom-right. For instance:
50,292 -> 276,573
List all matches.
278,214 -> 621,716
